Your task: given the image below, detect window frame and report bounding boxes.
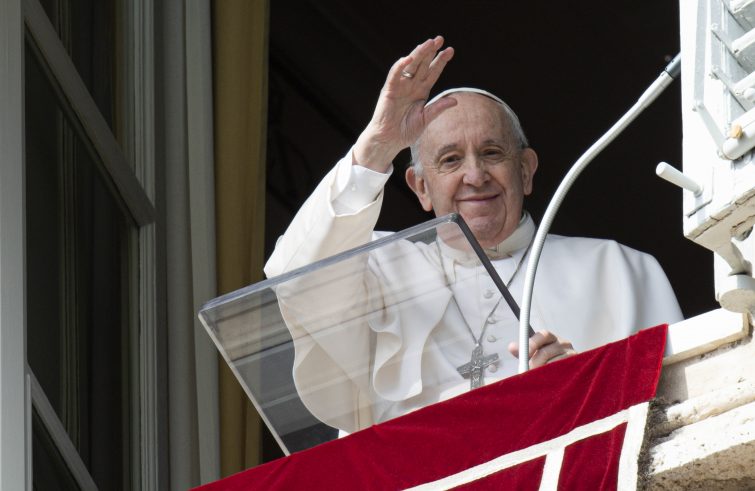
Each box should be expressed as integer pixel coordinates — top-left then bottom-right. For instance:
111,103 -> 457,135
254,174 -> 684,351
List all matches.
0,0 -> 30,488
1,0 -> 166,488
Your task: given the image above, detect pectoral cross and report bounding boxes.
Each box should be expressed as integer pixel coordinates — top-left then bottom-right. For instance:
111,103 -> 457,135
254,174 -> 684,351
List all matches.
457,343 -> 499,389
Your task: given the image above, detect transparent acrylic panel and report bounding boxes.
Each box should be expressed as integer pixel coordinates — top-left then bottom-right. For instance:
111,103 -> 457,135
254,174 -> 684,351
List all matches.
199,215 -> 525,455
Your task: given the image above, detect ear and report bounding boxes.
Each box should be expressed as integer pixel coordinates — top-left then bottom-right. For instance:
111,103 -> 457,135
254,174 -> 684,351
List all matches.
405,167 -> 433,212
520,148 -> 538,196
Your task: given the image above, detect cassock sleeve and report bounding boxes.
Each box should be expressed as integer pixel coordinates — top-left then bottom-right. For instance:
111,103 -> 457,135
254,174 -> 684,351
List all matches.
264,151 -> 391,277
264,151 -> 393,432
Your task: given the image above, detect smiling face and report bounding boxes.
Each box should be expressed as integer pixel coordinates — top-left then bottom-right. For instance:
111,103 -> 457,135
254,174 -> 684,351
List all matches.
406,93 -> 538,248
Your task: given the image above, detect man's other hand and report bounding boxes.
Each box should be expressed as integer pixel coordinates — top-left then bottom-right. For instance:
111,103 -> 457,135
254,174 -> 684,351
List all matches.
508,330 -> 577,369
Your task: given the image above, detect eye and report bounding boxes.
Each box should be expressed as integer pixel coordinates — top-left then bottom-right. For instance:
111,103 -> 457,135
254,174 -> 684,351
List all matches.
436,154 -> 463,172
481,148 -> 505,160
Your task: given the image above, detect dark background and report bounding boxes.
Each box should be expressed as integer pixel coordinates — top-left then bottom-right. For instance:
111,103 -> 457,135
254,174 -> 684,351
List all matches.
265,0 -> 717,318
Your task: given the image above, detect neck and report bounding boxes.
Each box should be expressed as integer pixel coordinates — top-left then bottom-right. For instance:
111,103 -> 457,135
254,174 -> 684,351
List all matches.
437,212 -> 534,262
482,213 -> 534,259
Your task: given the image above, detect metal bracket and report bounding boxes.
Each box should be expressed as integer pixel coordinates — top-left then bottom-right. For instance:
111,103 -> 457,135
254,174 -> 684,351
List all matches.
711,65 -> 754,110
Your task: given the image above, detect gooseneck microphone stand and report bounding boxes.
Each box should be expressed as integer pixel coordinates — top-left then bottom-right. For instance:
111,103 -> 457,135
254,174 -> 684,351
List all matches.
517,54 -> 682,374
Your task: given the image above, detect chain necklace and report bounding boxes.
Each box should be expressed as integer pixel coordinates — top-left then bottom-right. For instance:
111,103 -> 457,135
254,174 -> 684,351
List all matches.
437,237 -> 534,389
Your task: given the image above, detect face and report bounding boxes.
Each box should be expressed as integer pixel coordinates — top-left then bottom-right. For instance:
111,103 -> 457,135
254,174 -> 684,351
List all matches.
406,93 -> 538,248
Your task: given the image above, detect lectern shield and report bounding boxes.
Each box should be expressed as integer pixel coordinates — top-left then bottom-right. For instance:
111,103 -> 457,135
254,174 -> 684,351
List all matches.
198,214 -> 521,455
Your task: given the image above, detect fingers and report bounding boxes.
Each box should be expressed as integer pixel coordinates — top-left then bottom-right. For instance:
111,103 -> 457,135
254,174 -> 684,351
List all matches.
424,45 -> 454,84
419,46 -> 456,124
401,37 -> 443,79
423,95 -> 458,125
411,36 -> 446,81
507,330 -> 577,369
362,36 -> 453,158
386,55 -> 413,84
385,41 -> 431,87
529,335 -> 576,368
386,36 -> 451,92
507,330 -> 555,358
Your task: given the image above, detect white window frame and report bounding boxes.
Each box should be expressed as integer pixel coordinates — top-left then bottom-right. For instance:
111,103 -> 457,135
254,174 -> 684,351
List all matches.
2,0 -> 166,488
0,0 -> 29,489
118,0 -> 167,488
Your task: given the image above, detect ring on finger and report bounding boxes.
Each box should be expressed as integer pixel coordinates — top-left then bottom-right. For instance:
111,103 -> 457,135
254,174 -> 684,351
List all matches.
400,70 -> 415,79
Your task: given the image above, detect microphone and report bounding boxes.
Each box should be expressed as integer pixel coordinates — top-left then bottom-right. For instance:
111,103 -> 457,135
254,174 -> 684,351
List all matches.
517,54 -> 682,374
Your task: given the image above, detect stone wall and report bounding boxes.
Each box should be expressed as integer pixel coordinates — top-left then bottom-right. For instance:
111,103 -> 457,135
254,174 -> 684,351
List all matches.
642,310 -> 755,489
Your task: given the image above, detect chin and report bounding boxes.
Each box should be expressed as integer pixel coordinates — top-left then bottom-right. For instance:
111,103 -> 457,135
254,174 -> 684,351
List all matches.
467,222 -> 507,248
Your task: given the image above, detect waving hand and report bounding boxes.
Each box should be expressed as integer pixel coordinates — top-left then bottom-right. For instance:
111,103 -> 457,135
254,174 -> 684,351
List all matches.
353,36 -> 455,172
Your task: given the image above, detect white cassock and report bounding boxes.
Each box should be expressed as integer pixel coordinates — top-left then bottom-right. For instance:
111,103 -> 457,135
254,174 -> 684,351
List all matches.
265,151 -> 683,434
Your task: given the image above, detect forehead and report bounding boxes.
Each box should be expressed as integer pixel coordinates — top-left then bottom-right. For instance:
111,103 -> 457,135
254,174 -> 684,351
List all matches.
419,93 -> 514,155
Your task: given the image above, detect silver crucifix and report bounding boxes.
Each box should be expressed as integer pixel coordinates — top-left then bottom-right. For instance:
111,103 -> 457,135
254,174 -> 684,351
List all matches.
457,343 -> 499,389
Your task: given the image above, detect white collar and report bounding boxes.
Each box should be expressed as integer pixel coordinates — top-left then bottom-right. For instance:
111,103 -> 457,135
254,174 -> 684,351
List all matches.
436,212 -> 535,280
483,212 -> 535,259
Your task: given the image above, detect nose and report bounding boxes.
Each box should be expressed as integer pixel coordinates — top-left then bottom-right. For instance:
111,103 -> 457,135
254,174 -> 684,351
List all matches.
461,155 -> 488,187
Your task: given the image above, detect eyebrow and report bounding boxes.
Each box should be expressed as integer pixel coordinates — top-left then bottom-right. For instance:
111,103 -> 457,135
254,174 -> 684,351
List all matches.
433,144 -> 459,162
432,139 -> 509,162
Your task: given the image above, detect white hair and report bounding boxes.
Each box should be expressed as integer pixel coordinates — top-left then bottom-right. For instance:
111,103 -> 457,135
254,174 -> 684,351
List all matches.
409,87 -> 529,175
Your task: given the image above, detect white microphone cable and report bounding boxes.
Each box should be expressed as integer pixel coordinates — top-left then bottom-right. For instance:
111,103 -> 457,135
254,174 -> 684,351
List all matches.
517,54 -> 682,374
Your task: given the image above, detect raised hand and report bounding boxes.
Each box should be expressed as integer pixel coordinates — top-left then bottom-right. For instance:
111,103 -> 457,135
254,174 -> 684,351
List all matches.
353,36 -> 455,172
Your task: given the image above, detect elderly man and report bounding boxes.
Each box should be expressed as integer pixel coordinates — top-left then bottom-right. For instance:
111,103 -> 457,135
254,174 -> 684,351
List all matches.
265,37 -> 682,433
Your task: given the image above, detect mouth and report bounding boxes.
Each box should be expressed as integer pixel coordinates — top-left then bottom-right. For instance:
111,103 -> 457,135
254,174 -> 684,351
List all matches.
458,193 -> 499,204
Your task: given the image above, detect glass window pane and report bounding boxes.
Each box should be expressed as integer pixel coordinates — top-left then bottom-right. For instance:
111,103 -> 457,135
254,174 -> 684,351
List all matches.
35,0 -> 118,132
32,409 -> 81,491
25,41 -> 132,489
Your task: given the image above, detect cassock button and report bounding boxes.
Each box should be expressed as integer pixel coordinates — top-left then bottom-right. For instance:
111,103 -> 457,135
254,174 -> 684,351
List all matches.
486,334 -> 497,343
487,364 -> 498,373
486,315 -> 498,324
483,289 -> 494,299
